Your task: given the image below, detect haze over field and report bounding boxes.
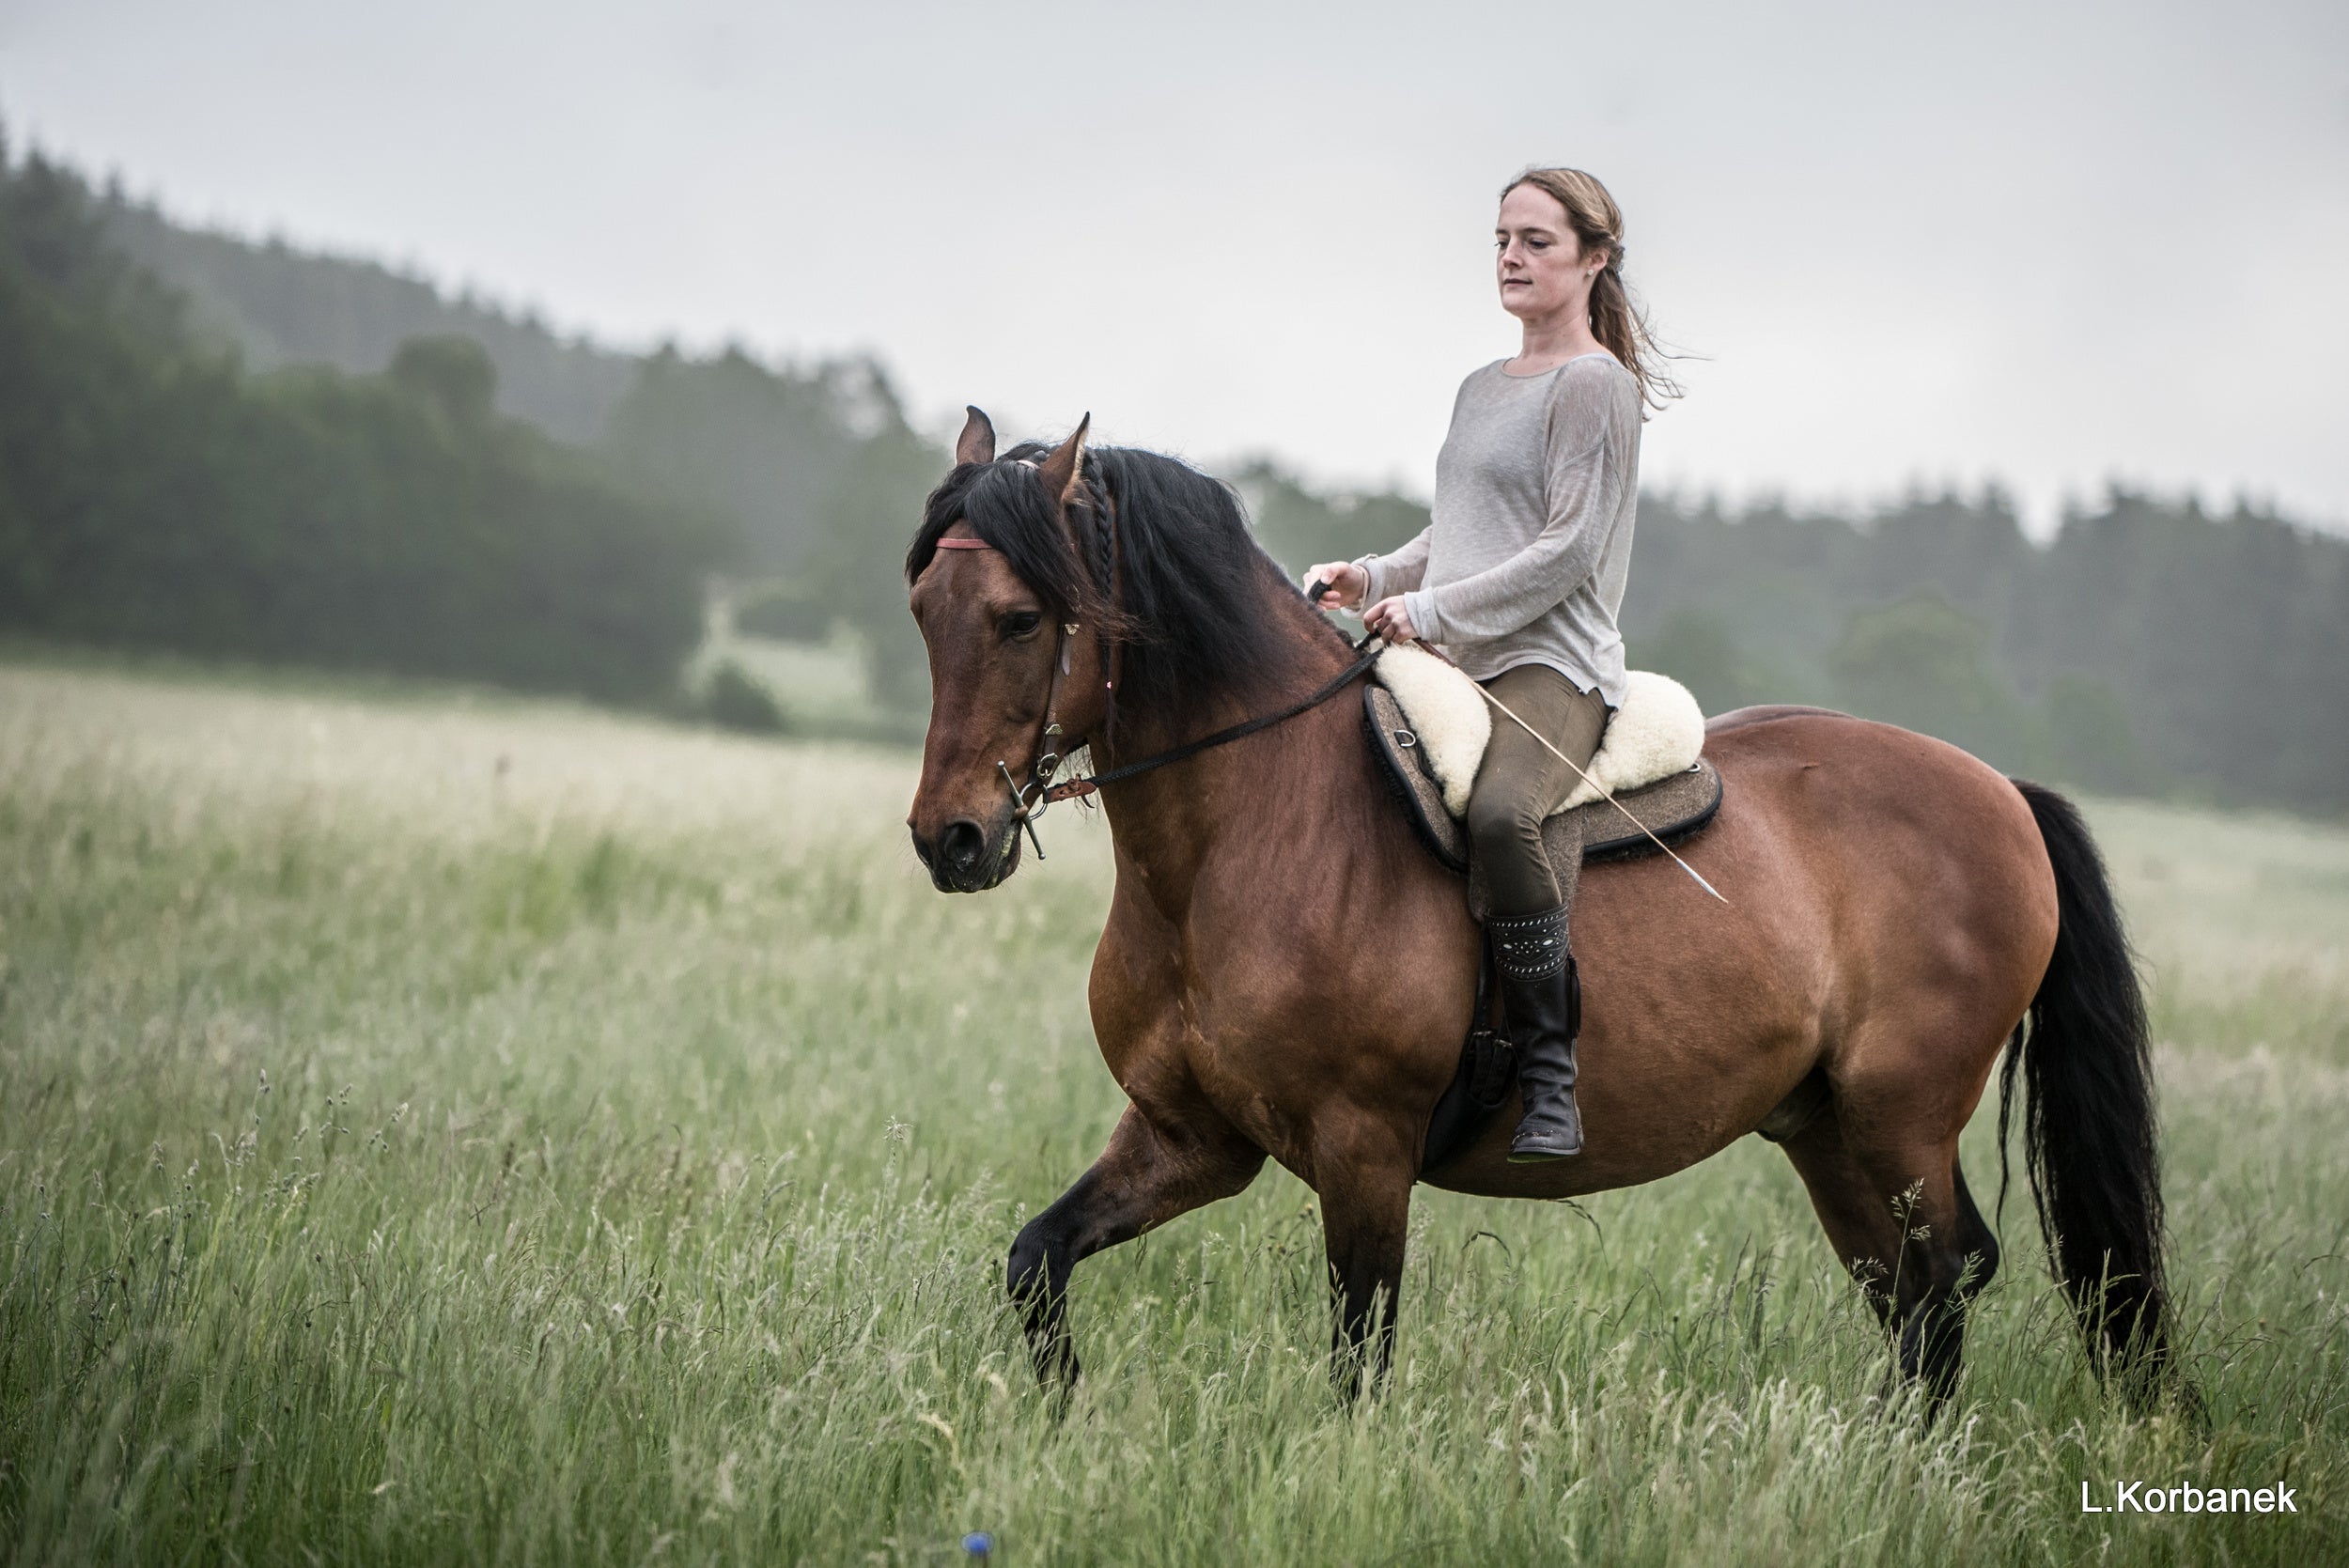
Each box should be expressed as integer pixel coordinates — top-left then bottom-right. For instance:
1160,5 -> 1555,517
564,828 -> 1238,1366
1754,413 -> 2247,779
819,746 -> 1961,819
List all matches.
5,0 -> 2344,529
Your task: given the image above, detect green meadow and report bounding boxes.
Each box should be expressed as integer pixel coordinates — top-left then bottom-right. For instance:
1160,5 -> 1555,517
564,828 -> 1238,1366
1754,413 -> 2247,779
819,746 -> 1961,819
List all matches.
2,659 -> 2342,1565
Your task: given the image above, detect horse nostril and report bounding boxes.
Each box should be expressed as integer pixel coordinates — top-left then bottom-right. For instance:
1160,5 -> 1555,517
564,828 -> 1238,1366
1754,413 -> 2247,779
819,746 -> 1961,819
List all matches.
910,827 -> 935,869
940,818 -> 986,871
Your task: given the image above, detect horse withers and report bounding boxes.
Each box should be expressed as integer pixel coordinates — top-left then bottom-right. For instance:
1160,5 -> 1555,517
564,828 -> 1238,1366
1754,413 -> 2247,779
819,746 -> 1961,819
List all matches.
903,409 -> 2176,1408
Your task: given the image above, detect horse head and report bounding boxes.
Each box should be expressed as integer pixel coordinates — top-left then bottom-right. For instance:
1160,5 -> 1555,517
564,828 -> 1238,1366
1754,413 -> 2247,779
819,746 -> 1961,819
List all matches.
904,408 -> 1117,893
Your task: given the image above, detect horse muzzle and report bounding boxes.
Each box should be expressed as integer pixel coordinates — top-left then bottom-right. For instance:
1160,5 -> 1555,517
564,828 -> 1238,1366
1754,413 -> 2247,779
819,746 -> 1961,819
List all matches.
909,811 -> 1022,893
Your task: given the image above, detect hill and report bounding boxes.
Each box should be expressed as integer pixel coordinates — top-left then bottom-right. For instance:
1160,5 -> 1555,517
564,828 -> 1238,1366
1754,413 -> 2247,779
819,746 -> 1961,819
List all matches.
100,194 -> 636,445
96,180 -> 911,580
1,141 -> 726,702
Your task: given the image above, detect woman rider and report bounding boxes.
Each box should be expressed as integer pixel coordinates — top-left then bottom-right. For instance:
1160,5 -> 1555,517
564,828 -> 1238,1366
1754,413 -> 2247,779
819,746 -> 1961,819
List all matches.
1306,166 -> 1675,1162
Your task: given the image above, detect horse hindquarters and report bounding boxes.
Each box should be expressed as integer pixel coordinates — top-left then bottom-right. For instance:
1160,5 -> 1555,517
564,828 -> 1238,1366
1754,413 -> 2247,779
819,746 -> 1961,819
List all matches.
1785,777 -> 2175,1411
1722,718 -> 2061,1407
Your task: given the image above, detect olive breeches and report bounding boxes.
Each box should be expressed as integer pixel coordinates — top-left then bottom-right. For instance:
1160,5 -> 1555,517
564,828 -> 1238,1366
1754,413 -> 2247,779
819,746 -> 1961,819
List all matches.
1464,663 -> 1612,919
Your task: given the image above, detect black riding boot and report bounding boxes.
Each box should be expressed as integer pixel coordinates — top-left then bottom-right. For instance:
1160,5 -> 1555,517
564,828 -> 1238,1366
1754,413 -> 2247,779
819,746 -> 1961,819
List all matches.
1489,903 -> 1583,1161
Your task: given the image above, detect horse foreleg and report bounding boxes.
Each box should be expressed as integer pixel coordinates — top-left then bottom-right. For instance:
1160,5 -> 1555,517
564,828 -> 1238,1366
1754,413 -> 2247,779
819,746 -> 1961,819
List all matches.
1006,1103 -> 1264,1389
1313,1115 -> 1420,1401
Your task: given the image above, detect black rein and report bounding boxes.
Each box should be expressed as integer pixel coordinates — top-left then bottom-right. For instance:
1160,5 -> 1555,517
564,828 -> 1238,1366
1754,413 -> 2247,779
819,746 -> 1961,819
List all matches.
1041,629 -> 1381,804
952,478 -> 1376,827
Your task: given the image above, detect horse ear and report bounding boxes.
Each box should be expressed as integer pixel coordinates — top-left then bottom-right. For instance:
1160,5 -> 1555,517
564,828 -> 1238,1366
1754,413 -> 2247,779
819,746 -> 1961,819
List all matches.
1034,413 -> 1091,507
955,406 -> 997,466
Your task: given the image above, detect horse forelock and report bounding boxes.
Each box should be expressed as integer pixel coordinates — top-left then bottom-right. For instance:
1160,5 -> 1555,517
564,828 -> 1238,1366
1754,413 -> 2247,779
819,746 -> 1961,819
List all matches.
906,447 -> 1092,617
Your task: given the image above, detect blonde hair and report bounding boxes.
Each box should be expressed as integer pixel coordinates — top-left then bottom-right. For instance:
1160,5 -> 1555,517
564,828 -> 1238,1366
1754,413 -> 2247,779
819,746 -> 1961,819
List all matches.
1501,167 -> 1682,411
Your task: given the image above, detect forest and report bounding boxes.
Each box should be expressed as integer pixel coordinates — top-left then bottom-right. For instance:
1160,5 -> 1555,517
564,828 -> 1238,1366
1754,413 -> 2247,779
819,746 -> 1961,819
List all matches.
0,139 -> 725,703
4,128 -> 2344,814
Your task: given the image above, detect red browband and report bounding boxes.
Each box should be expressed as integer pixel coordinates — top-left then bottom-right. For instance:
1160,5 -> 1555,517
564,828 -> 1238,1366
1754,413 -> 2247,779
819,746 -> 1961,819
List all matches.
933,536 -> 994,550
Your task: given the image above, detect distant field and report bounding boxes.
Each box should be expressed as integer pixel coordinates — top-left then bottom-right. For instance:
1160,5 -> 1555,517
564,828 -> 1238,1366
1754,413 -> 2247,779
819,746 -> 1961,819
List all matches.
1,660 -> 2342,1565
690,625 -> 894,736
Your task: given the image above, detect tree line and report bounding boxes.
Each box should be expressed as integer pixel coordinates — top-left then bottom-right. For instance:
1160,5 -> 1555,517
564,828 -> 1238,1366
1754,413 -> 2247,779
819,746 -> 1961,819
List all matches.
9,127 -> 2347,815
1248,469 -> 2348,813
0,136 -> 726,703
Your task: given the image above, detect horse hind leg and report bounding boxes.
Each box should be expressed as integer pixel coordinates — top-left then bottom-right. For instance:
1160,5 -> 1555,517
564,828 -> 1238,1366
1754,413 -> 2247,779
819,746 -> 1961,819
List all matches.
1777,1102 -> 1985,1409
1892,1156 -> 2003,1405
1007,1104 -> 1264,1389
1951,1158 -> 2001,1305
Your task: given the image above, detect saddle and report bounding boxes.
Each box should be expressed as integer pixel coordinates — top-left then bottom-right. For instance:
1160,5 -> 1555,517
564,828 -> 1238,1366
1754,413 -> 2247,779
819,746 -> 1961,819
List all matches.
1361,645 -> 1725,1174
1363,646 -> 1723,913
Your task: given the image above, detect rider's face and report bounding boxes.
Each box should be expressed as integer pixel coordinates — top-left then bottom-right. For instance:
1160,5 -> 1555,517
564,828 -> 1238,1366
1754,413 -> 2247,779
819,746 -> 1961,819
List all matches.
1496,183 -> 1595,326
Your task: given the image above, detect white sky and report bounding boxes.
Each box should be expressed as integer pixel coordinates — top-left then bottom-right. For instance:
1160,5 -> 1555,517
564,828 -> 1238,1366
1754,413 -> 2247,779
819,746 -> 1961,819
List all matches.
5,0 -> 2344,533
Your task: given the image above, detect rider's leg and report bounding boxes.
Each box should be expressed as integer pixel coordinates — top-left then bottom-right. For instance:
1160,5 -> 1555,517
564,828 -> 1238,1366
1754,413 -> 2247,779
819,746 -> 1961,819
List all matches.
1462,663 -> 1610,1161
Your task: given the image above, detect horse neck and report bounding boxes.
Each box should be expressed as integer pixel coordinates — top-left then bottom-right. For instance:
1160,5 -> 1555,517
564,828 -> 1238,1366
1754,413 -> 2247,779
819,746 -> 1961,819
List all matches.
1089,591 -> 1366,914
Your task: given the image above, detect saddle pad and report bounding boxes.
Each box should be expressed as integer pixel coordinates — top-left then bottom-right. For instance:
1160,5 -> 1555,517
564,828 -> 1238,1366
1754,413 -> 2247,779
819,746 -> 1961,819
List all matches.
1373,644 -> 1706,815
1364,683 -> 1722,920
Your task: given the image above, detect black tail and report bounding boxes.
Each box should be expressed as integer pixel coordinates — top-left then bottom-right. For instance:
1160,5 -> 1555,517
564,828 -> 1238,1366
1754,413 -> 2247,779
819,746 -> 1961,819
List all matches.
1999,780 -> 2177,1402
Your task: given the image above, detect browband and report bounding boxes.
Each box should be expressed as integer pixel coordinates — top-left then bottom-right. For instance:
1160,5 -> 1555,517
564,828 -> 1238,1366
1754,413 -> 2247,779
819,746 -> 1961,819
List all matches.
934,537 -> 994,551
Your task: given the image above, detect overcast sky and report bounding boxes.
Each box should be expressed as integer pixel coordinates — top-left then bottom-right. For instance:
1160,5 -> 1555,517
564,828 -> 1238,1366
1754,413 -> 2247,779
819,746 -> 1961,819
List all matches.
5,0 -> 2344,532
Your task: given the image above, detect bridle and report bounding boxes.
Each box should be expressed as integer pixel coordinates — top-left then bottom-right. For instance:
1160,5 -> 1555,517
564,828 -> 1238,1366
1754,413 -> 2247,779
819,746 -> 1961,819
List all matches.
929,480 -> 1379,862
929,530 -> 1097,861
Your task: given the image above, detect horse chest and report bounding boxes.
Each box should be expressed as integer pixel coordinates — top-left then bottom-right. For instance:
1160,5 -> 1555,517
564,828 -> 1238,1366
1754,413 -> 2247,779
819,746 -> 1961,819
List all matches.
1091,919 -> 1320,1151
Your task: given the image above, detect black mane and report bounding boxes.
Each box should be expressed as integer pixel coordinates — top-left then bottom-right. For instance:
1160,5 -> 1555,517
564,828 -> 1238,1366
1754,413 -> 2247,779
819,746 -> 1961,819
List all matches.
906,442 -> 1348,736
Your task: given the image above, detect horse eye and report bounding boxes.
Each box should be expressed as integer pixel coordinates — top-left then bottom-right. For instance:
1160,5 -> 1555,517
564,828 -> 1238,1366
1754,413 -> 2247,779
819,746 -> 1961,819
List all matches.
1000,611 -> 1043,641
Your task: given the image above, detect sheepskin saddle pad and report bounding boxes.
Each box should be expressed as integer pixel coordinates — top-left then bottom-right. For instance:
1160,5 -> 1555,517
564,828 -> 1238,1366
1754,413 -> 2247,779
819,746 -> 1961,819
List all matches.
1362,644 -> 1722,923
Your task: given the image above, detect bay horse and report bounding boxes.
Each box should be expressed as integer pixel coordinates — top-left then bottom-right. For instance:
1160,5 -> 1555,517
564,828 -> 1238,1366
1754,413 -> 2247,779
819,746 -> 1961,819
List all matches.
903,411 -> 2174,1407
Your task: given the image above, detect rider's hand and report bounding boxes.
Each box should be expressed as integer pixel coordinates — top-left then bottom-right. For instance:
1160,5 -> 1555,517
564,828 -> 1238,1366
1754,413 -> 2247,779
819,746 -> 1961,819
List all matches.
1303,561 -> 1368,611
1364,596 -> 1419,644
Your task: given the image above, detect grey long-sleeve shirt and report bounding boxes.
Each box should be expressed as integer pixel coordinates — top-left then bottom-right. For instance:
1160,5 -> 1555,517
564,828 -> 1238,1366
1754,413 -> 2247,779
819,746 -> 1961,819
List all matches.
1361,351 -> 1641,706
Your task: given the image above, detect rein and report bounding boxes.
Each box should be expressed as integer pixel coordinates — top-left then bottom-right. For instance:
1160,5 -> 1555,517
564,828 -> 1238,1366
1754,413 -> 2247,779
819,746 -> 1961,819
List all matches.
933,526 -> 1376,857
1039,638 -> 1381,805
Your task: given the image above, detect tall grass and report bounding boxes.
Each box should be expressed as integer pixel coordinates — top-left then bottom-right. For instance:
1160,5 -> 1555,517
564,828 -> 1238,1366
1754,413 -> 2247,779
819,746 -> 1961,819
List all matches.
1,663 -> 2342,1564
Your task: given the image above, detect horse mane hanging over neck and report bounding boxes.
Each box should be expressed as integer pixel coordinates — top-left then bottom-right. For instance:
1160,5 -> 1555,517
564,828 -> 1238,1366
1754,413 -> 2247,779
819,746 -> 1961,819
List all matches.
906,441 -> 1350,736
